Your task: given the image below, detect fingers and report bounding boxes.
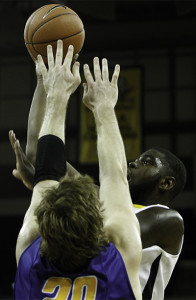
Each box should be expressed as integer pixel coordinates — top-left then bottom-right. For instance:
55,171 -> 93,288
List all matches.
37,40 -> 63,72
47,44 -> 55,69
37,42 -> 77,74
93,57 -> 110,81
83,64 -> 94,83
73,53 -> 79,63
55,40 -> 63,66
9,131 -> 23,163
12,139 -> 23,169
37,54 -> 47,78
72,53 -> 79,67
63,45 -> 74,69
93,57 -> 101,81
72,61 -> 81,82
9,131 -> 21,156
111,64 -> 120,86
84,57 -> 119,84
35,59 -> 43,79
13,169 -> 22,180
42,41 -> 74,69
9,130 -> 24,175
9,130 -> 16,150
102,58 -> 109,81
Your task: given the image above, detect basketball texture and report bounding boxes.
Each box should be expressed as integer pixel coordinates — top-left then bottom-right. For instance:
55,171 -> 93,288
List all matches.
24,4 -> 85,63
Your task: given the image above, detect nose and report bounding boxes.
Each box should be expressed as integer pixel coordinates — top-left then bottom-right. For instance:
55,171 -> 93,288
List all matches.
129,161 -> 137,168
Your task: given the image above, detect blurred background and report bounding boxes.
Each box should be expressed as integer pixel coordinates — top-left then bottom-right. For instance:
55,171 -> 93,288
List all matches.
0,0 -> 196,299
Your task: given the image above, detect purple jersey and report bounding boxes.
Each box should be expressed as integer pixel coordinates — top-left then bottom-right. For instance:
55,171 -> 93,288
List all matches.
14,237 -> 135,300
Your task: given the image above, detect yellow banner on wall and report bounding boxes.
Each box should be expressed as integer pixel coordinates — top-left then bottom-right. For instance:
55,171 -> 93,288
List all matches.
79,68 -> 142,163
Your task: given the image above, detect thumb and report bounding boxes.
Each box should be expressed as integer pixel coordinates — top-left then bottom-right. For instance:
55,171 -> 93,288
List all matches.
13,169 -> 22,181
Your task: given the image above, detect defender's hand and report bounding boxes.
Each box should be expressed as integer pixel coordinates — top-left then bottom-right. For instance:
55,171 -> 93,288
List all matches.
82,57 -> 120,112
37,40 -> 81,98
9,130 -> 35,191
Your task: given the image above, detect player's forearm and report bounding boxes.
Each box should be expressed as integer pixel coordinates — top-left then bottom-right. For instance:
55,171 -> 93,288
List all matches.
39,92 -> 70,142
26,79 -> 46,166
94,106 -> 127,183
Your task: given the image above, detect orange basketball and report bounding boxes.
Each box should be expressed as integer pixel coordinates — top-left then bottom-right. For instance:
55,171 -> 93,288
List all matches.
24,4 -> 85,63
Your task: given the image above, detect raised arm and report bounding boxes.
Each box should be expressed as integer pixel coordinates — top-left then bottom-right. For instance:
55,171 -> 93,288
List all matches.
15,41 -> 81,265
26,52 -> 79,165
25,61 -> 47,166
82,58 -> 142,299
9,51 -> 80,190
8,58 -> 47,190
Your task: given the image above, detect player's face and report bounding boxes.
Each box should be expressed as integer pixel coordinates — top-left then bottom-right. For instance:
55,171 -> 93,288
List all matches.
127,149 -> 166,189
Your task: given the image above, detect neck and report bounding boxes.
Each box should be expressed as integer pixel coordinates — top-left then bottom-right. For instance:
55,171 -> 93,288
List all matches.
131,188 -> 170,207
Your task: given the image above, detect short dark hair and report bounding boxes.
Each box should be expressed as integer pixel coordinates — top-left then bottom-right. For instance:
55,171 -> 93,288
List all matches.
35,174 -> 107,273
155,148 -> 187,199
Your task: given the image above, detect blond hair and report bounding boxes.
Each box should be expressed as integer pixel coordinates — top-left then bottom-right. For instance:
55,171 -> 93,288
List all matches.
35,174 -> 107,272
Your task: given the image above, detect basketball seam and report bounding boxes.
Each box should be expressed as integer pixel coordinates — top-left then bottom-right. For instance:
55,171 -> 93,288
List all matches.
43,4 -> 70,19
29,13 -> 82,44
25,5 -> 48,44
29,30 -> 84,57
26,29 -> 84,45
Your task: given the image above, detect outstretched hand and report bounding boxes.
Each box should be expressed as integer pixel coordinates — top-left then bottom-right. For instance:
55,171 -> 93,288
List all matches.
37,40 -> 81,98
9,130 -> 35,191
82,57 -> 120,112
35,51 -> 79,83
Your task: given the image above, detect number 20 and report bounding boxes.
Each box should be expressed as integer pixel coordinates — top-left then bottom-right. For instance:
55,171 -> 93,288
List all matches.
42,275 -> 97,300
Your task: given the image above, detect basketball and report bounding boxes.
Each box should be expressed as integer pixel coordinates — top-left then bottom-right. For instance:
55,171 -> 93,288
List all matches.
24,4 -> 85,63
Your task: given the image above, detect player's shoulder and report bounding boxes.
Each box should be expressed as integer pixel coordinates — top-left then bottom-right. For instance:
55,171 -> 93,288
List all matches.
147,205 -> 183,226
139,205 -> 183,222
136,205 -> 184,254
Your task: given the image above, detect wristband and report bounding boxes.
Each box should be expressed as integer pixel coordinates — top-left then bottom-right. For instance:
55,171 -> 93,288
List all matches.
34,135 -> 66,186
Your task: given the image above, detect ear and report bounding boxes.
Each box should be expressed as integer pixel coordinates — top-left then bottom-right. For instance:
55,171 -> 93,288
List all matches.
159,176 -> 176,191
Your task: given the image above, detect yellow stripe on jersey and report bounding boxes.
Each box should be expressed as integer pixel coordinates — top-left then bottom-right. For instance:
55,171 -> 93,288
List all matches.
133,204 -> 146,209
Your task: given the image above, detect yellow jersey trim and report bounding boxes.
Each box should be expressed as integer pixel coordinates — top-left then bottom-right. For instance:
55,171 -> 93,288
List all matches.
133,204 -> 146,209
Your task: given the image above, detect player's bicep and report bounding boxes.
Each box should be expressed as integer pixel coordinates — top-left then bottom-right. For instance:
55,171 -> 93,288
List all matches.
100,178 -> 141,259
16,217 -> 39,265
100,177 -> 142,300
16,180 -> 58,265
104,212 -> 142,298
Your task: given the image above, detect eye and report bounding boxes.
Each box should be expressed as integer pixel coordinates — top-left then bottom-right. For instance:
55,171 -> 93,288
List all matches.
142,159 -> 152,166
142,160 -> 149,165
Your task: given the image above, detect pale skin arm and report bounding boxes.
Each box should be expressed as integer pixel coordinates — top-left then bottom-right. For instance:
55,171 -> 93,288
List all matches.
26,53 -> 79,166
8,55 -> 79,190
25,62 -> 47,166
8,60 -> 46,190
15,41 -> 81,265
82,58 -> 142,300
